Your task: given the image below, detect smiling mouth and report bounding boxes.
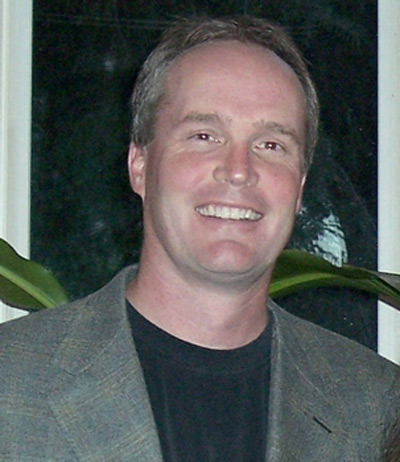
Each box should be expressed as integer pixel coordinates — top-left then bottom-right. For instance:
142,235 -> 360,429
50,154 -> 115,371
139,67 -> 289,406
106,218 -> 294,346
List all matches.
195,205 -> 263,221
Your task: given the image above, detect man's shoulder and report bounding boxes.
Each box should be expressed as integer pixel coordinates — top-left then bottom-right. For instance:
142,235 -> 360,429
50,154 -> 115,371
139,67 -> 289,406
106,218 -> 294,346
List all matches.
0,265 -> 136,352
270,299 -> 400,380
0,294 -> 94,386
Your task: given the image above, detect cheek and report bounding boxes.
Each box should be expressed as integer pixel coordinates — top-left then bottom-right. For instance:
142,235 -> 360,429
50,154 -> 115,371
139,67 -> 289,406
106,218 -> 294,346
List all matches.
161,155 -> 209,193
144,150 -> 184,194
263,167 -> 303,207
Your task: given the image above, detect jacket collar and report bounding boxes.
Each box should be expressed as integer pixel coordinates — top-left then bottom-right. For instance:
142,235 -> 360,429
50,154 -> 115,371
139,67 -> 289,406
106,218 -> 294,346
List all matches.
49,266 -> 163,461
266,300 -> 348,460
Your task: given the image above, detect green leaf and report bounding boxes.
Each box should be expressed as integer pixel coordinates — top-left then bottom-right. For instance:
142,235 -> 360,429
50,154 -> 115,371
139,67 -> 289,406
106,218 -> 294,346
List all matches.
271,249 -> 400,310
2,239 -> 400,314
0,238 -> 69,311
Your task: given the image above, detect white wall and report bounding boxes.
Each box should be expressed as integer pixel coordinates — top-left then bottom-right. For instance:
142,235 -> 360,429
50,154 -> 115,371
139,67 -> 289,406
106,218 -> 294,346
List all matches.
0,0 -> 32,322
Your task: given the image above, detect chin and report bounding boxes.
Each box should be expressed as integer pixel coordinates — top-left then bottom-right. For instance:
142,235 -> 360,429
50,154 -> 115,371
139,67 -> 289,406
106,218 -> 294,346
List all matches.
198,255 -> 264,278
193,240 -> 280,277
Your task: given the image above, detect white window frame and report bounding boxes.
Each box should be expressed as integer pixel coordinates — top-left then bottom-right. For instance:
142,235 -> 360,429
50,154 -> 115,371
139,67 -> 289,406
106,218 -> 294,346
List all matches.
377,0 -> 400,363
0,0 -> 32,321
1,1 -> 400,365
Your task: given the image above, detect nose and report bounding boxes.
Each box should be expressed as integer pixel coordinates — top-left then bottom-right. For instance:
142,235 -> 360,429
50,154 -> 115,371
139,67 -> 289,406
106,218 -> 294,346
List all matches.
213,144 -> 259,187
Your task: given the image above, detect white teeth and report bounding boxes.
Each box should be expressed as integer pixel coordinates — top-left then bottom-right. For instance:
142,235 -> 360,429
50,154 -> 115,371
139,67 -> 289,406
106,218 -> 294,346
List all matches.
196,205 -> 262,221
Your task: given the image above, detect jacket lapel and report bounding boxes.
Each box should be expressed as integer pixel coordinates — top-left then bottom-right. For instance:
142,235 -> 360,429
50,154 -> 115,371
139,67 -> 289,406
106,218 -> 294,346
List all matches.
48,267 -> 163,462
266,301 -> 351,461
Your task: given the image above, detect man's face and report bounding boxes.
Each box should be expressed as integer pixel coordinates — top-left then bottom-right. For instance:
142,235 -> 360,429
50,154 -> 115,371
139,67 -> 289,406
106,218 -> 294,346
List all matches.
129,41 -> 306,287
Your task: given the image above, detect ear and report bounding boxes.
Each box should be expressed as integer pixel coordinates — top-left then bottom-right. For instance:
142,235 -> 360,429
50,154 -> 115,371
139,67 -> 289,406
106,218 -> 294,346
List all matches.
295,174 -> 307,214
128,142 -> 146,200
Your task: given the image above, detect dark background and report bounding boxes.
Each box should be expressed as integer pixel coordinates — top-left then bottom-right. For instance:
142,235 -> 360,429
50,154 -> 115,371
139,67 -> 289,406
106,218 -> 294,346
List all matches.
31,0 -> 378,348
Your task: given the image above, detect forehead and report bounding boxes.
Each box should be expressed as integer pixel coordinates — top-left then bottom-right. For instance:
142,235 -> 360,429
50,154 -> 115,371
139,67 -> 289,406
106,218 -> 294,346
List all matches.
163,40 -> 304,101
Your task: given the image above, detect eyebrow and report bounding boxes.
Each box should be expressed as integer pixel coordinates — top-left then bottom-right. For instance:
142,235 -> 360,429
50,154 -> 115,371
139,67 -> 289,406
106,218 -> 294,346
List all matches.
253,120 -> 302,147
172,112 -> 227,129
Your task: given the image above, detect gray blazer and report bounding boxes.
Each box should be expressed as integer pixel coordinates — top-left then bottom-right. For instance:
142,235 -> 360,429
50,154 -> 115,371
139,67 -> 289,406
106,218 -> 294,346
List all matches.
0,265 -> 399,461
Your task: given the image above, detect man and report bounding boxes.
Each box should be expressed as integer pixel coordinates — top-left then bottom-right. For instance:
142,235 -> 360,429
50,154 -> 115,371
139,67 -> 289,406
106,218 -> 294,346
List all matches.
0,16 -> 399,461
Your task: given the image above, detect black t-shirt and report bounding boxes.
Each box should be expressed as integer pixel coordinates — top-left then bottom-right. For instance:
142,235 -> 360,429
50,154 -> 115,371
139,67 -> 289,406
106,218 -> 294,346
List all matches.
127,302 -> 272,462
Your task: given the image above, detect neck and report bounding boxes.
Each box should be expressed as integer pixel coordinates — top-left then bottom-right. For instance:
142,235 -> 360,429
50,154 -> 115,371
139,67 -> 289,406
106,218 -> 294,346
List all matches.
126,255 -> 271,349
